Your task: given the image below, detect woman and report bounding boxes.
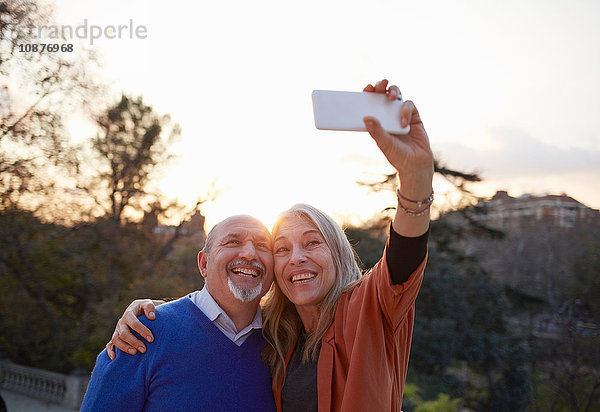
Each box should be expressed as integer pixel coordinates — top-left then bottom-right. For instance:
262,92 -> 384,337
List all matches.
108,79 -> 434,411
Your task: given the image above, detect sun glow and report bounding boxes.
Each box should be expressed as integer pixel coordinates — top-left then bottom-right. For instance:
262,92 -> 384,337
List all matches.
51,0 -> 600,233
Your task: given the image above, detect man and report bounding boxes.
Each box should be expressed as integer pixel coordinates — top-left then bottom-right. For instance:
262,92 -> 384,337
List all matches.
81,215 -> 276,412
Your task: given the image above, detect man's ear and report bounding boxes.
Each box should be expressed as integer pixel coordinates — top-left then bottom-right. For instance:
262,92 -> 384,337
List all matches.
198,251 -> 208,279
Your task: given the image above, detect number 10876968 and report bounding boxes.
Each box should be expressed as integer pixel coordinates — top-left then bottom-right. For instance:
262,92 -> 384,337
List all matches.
18,43 -> 74,53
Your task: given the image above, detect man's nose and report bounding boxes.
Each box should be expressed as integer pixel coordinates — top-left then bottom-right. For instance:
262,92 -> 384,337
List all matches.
238,241 -> 257,259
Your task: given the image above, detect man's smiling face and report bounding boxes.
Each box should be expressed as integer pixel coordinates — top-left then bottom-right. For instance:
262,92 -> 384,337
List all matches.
198,215 -> 274,308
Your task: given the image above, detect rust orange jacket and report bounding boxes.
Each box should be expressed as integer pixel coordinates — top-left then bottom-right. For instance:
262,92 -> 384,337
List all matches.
273,248 -> 427,411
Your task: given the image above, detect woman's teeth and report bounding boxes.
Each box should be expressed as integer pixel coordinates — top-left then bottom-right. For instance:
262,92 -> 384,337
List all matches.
291,272 -> 316,283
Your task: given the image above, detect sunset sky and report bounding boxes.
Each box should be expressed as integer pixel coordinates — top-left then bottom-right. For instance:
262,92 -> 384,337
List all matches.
50,0 -> 600,229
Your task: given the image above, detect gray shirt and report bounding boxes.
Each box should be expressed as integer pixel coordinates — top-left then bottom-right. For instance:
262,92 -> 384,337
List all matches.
281,329 -> 320,412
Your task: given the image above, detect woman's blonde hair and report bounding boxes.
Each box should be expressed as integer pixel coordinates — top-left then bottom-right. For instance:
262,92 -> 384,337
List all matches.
262,204 -> 362,378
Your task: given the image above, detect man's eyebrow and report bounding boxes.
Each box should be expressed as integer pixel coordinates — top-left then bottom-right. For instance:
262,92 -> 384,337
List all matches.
221,233 -> 241,240
222,232 -> 271,242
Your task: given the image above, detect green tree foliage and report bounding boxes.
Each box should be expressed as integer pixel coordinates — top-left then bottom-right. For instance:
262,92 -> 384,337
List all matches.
0,210 -> 92,371
402,384 -> 462,412
529,315 -> 600,411
0,209 -> 203,373
410,233 -> 532,410
415,393 -> 461,412
461,215 -> 600,410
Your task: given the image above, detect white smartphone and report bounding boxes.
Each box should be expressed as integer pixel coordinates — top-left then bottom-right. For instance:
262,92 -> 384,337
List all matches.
311,90 -> 410,135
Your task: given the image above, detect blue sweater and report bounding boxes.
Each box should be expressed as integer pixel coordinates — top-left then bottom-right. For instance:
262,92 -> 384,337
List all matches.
81,297 -> 275,411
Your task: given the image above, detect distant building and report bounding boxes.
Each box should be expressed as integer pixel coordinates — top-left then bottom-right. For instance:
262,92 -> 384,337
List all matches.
473,191 -> 600,229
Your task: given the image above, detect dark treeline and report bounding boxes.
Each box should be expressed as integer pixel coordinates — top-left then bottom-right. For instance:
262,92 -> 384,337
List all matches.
0,209 -> 202,372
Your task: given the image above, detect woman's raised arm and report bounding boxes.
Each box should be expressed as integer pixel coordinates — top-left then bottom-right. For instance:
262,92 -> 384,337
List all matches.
362,79 -> 434,238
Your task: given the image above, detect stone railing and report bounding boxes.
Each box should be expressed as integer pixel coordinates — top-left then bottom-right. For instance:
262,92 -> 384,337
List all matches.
0,359 -> 89,410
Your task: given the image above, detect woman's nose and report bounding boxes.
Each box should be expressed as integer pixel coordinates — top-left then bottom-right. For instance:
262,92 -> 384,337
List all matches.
289,246 -> 307,265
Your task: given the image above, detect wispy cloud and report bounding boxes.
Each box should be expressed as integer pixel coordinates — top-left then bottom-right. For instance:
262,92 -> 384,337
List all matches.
434,128 -> 600,179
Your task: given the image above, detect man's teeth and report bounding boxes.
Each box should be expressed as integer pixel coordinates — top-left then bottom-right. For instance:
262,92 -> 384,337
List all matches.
291,273 -> 316,283
231,268 -> 259,277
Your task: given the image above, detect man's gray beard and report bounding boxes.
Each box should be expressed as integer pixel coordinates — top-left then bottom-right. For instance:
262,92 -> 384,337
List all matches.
227,277 -> 263,303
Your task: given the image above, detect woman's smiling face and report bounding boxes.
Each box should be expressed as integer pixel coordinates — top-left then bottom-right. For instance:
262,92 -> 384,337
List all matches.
272,214 -> 336,311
